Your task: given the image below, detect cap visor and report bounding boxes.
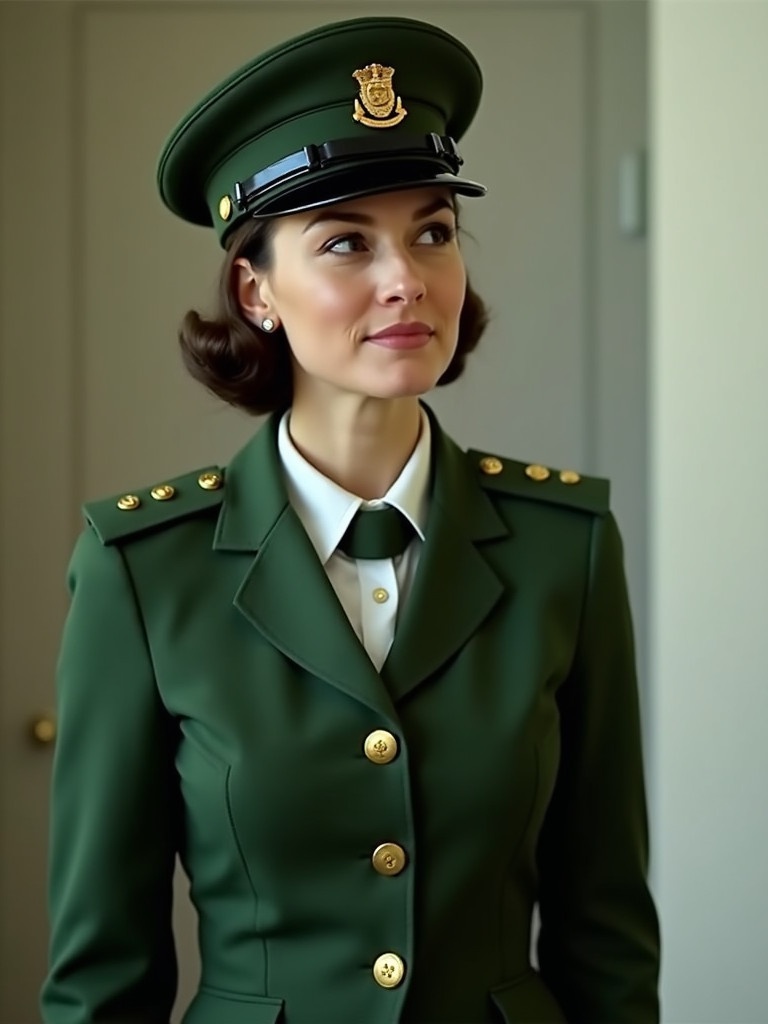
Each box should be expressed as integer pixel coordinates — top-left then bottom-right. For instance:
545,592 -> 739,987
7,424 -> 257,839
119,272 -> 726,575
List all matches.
249,166 -> 486,220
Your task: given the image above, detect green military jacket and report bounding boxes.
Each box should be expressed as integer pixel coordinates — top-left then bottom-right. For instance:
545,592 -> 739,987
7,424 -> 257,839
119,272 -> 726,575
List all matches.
42,407 -> 660,1024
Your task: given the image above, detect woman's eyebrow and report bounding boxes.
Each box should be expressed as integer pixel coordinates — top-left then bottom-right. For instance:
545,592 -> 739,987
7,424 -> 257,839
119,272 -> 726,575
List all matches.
413,196 -> 456,220
302,210 -> 371,232
302,196 -> 455,233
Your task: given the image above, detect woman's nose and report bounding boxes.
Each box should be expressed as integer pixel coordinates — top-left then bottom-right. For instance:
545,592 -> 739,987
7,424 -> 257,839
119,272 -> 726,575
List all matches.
376,252 -> 427,305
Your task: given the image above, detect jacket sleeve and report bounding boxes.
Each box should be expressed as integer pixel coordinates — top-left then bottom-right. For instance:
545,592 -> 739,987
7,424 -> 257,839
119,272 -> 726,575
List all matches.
536,511 -> 661,1022
41,528 -> 179,1023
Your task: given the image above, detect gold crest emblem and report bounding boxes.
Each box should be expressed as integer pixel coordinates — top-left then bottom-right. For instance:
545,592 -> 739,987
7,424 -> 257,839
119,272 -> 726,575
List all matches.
352,64 -> 407,128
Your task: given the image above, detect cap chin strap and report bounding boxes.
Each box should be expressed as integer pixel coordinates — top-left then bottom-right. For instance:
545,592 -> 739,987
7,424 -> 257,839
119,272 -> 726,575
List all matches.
232,132 -> 464,213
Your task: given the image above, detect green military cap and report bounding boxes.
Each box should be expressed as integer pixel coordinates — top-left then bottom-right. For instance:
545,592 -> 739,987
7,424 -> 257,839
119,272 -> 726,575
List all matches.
157,16 -> 486,246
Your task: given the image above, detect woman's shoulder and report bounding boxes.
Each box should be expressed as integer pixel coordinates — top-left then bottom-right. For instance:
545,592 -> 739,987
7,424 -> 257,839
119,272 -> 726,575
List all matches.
81,464 -> 226,547
465,446 -> 611,517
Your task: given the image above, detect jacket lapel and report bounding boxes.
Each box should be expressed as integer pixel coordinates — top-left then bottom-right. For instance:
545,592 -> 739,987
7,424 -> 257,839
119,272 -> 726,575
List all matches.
213,417 -> 395,720
382,413 -> 510,703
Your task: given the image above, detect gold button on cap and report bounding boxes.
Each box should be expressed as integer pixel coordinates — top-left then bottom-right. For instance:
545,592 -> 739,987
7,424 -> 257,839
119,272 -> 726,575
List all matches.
364,729 -> 398,765
372,588 -> 389,604
525,463 -> 551,482
559,469 -> 581,485
116,494 -> 141,511
373,952 -> 406,989
218,195 -> 232,221
372,842 -> 407,876
198,471 -> 223,491
479,456 -> 503,475
151,484 -> 176,501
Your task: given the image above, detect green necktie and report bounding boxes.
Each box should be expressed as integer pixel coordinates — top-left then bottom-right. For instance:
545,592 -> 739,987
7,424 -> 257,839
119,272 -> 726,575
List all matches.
338,505 -> 416,560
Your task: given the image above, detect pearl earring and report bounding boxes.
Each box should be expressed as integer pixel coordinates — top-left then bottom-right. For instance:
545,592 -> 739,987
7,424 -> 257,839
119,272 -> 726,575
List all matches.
261,317 -> 276,333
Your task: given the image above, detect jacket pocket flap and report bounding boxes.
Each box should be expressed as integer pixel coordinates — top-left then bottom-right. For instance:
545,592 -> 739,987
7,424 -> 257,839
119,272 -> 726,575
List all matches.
491,969 -> 565,1023
183,988 -> 283,1024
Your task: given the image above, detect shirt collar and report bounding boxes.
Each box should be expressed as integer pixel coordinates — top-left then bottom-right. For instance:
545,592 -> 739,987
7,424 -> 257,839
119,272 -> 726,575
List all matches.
277,408 -> 431,565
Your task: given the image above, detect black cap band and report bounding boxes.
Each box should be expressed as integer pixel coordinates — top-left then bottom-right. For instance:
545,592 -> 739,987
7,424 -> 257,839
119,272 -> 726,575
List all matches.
232,133 -> 463,213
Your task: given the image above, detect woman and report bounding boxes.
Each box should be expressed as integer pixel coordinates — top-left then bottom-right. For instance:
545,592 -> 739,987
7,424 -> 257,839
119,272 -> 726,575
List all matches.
41,15 -> 660,1024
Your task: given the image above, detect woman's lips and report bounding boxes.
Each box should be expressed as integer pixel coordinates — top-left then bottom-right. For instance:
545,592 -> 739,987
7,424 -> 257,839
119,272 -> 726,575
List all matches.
366,322 -> 434,349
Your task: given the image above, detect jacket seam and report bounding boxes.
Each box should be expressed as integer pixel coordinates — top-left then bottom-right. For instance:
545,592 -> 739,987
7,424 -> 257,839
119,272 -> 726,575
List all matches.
116,544 -> 167,710
224,768 -> 267,993
565,512 -> 600,683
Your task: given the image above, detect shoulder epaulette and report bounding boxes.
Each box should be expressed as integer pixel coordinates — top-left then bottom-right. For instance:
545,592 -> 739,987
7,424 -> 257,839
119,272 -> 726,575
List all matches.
467,449 -> 610,515
83,466 -> 226,545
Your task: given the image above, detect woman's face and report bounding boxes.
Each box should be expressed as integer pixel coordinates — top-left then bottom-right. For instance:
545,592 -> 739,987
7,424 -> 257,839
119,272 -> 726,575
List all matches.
247,187 -> 467,406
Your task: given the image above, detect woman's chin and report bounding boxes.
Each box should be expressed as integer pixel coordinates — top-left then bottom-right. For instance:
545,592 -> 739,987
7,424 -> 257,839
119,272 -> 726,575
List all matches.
360,364 -> 448,400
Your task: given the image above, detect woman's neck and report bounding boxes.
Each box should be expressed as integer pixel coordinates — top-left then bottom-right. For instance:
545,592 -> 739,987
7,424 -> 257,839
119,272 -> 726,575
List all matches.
287,394 -> 423,500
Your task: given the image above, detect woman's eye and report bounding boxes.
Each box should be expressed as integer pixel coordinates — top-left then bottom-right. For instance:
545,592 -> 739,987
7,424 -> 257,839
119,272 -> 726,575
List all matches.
416,223 -> 457,245
325,234 -> 368,254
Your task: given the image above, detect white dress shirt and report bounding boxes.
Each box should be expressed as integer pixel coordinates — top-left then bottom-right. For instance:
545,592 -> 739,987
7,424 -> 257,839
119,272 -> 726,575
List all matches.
277,409 -> 431,672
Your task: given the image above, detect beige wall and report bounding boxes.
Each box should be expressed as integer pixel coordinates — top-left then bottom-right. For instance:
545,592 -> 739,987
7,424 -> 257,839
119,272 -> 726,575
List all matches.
650,2 -> 768,1020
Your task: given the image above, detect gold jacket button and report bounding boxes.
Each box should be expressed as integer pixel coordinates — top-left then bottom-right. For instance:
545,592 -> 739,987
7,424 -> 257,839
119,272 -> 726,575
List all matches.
373,952 -> 406,989
525,463 -> 551,482
372,843 -> 407,876
363,730 -> 398,765
479,455 -> 503,475
151,484 -> 176,501
559,469 -> 581,485
116,494 -> 141,511
198,471 -> 223,491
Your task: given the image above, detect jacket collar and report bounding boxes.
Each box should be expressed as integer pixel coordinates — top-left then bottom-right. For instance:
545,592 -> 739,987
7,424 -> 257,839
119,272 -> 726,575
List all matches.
381,404 -> 509,701
213,412 -> 288,553
212,404 -> 510,713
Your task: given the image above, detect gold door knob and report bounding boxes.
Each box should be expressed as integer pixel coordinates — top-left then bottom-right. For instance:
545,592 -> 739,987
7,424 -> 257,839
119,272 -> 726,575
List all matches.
30,713 -> 57,746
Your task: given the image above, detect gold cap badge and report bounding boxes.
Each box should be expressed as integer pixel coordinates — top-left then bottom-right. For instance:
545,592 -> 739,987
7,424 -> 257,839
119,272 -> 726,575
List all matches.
352,64 -> 407,128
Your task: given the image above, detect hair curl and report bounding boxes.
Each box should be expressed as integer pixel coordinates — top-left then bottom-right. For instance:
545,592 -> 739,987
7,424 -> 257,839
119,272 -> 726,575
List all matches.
179,211 -> 489,416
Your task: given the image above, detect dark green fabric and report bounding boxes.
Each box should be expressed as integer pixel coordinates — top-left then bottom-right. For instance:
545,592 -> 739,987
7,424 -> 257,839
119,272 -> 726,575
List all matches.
42,406 -> 660,1024
338,505 -> 415,560
156,17 -> 486,243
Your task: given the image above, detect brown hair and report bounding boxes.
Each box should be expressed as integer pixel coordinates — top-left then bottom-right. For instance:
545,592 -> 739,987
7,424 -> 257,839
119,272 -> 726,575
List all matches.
179,212 -> 489,416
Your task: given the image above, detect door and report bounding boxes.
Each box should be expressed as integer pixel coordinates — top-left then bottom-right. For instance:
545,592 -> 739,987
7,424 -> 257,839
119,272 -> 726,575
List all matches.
0,2 -> 648,1020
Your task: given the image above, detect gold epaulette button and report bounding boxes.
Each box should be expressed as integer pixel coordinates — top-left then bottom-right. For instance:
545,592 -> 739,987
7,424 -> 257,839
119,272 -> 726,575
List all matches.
116,494 -> 141,511
151,484 -> 176,501
479,456 -> 503,475
198,471 -> 223,491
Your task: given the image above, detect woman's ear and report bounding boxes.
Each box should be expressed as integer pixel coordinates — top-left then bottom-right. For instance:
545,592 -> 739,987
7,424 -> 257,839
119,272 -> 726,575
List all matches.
233,257 -> 278,329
